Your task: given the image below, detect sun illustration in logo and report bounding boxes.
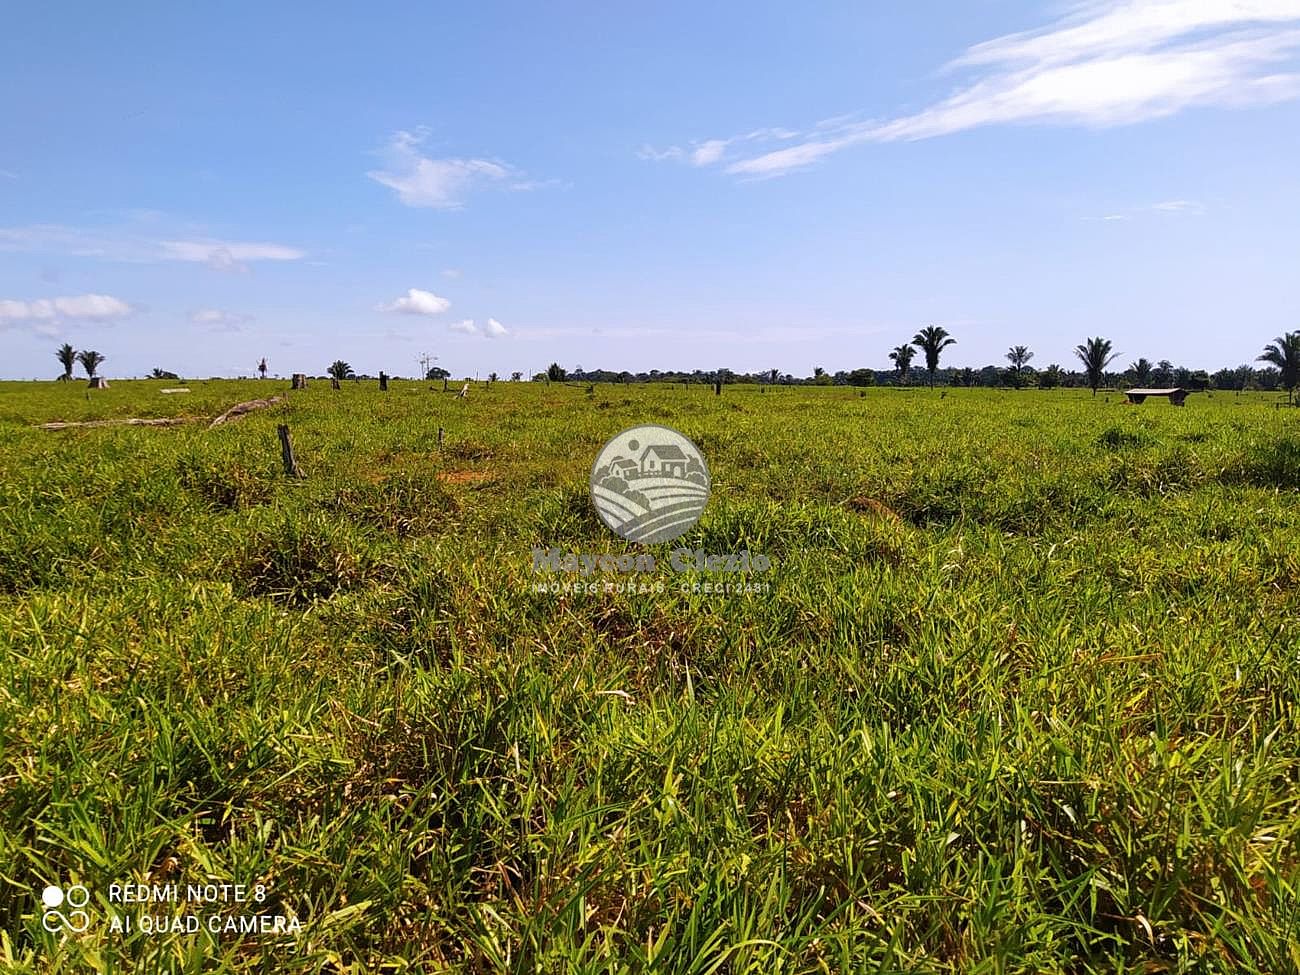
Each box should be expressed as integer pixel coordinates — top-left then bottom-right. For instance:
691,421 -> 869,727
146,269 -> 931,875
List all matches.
590,425 -> 711,543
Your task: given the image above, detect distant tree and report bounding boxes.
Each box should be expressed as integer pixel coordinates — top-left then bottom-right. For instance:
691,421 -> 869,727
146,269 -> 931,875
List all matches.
769,368 -> 779,385
1074,337 -> 1119,396
510,371 -> 523,382
1257,331 -> 1300,403
812,366 -> 831,386
1039,364 -> 1063,389
258,357 -> 268,380
547,362 -> 566,382
1130,357 -> 1153,385
846,367 -> 876,387
150,368 -> 181,380
1153,359 -> 1174,386
55,343 -> 76,381
954,366 -> 976,387
1005,345 -> 1033,387
328,360 -> 356,380
1005,345 -> 1033,373
889,344 -> 916,384
425,366 -> 450,380
76,349 -> 105,379
912,325 -> 956,388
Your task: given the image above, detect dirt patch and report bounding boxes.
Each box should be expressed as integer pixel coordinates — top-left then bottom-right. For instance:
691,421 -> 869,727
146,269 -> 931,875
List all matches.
846,496 -> 902,521
437,470 -> 494,485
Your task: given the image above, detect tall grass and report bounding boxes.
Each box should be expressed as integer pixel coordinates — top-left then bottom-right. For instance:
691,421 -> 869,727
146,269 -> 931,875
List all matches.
0,381 -> 1296,972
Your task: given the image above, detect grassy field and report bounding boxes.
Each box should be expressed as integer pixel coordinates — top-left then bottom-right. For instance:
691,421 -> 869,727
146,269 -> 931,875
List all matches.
1,379 -> 1297,973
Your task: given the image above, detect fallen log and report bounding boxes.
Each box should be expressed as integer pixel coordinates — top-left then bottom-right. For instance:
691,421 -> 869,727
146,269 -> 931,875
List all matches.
38,417 -> 196,431
37,393 -> 288,431
207,394 -> 287,429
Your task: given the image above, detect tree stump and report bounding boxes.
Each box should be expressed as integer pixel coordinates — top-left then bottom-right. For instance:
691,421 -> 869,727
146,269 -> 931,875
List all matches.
291,373 -> 308,389
379,372 -> 388,391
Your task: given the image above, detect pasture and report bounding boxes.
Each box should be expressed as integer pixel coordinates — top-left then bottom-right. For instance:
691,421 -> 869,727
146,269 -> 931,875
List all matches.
1,379 -> 1297,973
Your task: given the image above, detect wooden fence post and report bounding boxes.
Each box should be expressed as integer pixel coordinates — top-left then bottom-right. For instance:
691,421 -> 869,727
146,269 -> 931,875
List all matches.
379,371 -> 388,391
277,424 -> 303,478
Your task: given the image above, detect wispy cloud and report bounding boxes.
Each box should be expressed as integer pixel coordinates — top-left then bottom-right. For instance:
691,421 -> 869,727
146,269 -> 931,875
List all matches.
651,1 -> 1300,178
190,307 -> 252,331
445,316 -> 509,338
377,287 -> 452,316
638,127 -> 800,168
0,293 -> 133,331
1087,197 -> 1208,219
368,129 -> 547,209
0,223 -> 305,271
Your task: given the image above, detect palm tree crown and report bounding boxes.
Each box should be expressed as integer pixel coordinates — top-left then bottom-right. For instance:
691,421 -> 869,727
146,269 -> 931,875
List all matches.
1074,337 -> 1118,395
912,325 -> 956,387
76,349 -> 105,379
1006,346 -> 1034,372
327,360 -> 356,380
55,343 -> 76,380
889,344 -> 916,383
1257,331 -> 1300,403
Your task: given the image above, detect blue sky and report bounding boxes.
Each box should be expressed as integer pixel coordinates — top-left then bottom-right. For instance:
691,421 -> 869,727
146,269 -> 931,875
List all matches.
2,1 -> 1299,379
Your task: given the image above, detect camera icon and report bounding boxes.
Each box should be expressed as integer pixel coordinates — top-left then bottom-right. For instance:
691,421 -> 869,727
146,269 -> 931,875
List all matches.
41,884 -> 90,933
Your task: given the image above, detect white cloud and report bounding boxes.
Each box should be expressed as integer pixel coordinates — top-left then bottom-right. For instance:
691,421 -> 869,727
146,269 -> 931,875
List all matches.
0,293 -> 132,329
1150,198 -> 1207,213
1088,198 -> 1208,219
640,127 -> 801,169
441,268 -> 462,279
449,318 -> 478,334
190,307 -> 252,331
367,130 -> 542,209
378,288 -> 452,316
485,317 -> 508,338
0,224 -> 306,270
160,239 -> 304,272
690,140 -> 729,166
661,1 -> 1300,177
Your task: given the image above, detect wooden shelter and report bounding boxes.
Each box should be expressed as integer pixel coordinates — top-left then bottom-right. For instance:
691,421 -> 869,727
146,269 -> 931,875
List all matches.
1125,387 -> 1189,406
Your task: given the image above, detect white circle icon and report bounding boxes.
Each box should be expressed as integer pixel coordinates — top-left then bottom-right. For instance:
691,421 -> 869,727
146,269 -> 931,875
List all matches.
41,885 -> 63,909
590,425 -> 710,543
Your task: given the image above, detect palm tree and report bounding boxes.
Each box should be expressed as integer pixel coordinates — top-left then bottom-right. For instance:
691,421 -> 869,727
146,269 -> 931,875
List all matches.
889,344 -> 916,384
76,349 -> 105,379
327,360 -> 355,380
1074,337 -> 1118,396
1005,345 -> 1033,387
912,325 -> 956,388
1257,332 -> 1300,404
1040,364 -> 1063,389
1130,357 -> 1153,385
55,343 -> 76,381
258,357 -> 268,380
1006,345 -> 1033,372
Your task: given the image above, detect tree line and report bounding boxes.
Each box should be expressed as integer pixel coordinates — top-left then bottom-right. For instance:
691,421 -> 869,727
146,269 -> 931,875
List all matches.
545,330 -> 1300,402
44,330 -> 1300,403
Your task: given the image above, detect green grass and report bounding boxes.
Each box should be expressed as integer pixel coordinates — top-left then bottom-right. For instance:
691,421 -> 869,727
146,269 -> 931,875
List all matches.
1,379 -> 1297,973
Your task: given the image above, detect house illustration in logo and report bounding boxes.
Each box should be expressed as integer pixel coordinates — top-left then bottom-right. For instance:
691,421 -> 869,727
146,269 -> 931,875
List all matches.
640,443 -> 687,478
590,425 -> 711,543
